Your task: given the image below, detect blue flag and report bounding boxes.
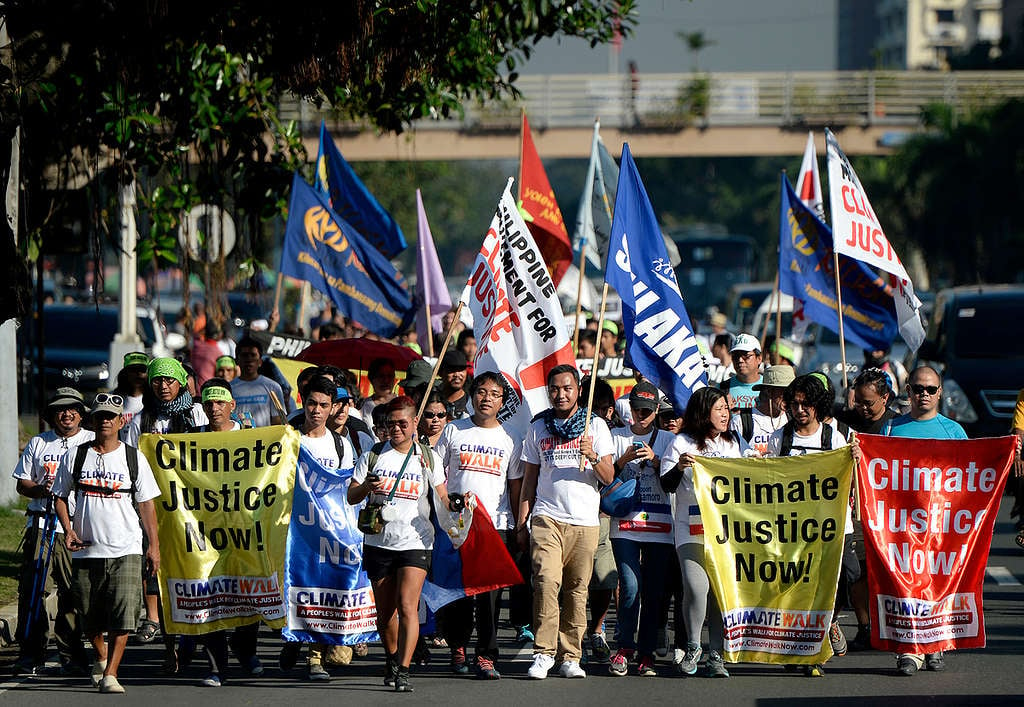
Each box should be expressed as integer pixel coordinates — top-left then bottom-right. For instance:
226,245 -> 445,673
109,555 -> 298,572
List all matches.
316,122 -> 407,259
605,144 -> 708,412
282,446 -> 379,646
281,173 -> 414,338
778,174 -> 898,352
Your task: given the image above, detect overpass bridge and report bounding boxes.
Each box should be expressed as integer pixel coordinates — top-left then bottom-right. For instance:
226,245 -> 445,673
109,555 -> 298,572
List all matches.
280,70 -> 1024,160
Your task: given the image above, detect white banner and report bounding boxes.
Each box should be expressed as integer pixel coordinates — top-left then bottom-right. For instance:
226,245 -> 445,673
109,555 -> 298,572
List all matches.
464,179 -> 577,436
825,129 -> 925,351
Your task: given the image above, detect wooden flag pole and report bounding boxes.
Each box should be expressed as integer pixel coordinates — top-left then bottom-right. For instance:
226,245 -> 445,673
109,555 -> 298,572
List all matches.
297,281 -> 311,337
425,301 -> 434,358
833,252 -> 850,390
579,282 -> 610,472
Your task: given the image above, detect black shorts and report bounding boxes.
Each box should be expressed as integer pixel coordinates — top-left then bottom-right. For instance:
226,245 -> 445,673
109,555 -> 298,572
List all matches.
362,545 -> 431,582
841,533 -> 863,585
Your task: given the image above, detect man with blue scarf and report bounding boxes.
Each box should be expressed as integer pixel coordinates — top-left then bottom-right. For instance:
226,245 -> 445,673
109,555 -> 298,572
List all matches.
516,365 -> 615,680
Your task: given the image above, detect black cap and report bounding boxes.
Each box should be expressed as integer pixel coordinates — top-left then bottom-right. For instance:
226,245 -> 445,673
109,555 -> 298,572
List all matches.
628,380 -> 659,411
440,349 -> 468,371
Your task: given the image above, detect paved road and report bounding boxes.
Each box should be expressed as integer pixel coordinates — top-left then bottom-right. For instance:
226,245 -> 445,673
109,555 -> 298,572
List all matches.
3,497 -> 1023,706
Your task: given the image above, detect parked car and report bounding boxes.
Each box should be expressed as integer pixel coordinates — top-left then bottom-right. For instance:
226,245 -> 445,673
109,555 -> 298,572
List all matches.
19,303 -> 181,397
907,284 -> 1024,438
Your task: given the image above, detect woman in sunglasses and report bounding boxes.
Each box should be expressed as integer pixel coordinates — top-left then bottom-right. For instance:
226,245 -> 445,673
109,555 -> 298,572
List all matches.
418,392 -> 449,449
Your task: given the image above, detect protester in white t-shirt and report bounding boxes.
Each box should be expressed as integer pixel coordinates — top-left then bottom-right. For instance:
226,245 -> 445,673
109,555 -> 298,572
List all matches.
661,387 -> 750,679
349,395 -> 449,693
517,365 -> 615,680
230,336 -> 285,428
52,395 -> 160,694
434,371 -> 522,679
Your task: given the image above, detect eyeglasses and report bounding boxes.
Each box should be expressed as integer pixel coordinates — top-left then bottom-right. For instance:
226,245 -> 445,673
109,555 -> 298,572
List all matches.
422,411 -> 446,420
909,384 -> 939,396
94,393 -> 124,407
790,399 -> 812,409
473,389 -> 503,400
853,397 -> 882,410
732,350 -> 758,360
385,419 -> 411,429
152,378 -> 178,388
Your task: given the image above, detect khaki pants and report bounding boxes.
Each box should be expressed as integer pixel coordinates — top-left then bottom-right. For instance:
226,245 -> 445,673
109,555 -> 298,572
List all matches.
530,515 -> 599,662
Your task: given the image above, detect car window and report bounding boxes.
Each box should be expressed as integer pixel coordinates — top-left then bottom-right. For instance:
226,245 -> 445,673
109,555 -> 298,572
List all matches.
952,301 -> 1024,358
44,310 -> 117,350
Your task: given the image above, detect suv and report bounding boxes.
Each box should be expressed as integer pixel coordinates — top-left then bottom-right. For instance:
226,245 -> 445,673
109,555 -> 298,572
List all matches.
20,304 -> 179,396
910,284 -> 1024,438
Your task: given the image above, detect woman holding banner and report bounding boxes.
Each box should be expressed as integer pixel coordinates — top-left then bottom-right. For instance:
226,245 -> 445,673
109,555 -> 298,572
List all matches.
348,396 -> 450,693
660,387 -> 750,679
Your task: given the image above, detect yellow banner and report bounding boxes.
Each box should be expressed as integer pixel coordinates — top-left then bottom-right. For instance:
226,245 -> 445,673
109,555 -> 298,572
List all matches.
139,426 -> 300,635
693,448 -> 853,664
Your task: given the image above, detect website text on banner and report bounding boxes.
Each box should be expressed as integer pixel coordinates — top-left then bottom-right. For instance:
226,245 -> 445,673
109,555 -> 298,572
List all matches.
693,450 -> 853,664
139,426 -> 300,635
856,434 -> 1015,654
283,446 -> 378,645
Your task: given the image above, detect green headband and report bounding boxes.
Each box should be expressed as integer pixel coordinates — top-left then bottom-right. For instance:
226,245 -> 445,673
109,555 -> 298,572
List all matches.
148,357 -> 188,387
215,355 -> 236,370
202,385 -> 234,403
810,372 -> 830,388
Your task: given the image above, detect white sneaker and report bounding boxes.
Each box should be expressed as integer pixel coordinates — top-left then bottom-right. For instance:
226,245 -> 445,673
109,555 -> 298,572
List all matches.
99,675 -> 125,694
558,660 -> 586,678
528,653 -> 556,679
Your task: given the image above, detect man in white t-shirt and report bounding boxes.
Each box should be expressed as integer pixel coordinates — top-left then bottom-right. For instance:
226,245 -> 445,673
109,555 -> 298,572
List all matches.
51,394 -> 161,694
517,365 -> 615,680
12,387 -> 94,676
731,364 -> 792,456
435,371 -> 523,680
230,336 -> 285,428
721,333 -> 763,411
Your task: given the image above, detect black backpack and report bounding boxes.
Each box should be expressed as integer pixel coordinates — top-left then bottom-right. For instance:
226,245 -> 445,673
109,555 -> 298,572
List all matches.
71,442 -> 141,519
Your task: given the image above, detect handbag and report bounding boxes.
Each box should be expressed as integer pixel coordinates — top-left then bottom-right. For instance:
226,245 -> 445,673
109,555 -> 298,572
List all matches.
600,477 -> 640,517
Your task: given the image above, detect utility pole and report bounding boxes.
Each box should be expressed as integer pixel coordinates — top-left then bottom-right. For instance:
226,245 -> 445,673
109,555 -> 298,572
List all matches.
109,179 -> 144,385
1,13 -> 20,504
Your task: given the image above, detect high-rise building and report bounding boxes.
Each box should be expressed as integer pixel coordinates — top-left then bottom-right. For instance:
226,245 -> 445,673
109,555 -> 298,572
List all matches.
838,0 -> 882,69
873,0 -> 1003,69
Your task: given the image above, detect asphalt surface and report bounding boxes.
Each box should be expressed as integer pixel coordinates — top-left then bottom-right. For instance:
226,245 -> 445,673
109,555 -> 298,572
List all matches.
2,496 -> 1022,706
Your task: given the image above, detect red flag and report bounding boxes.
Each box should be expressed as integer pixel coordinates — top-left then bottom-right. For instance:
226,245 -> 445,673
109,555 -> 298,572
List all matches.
519,113 -> 572,286
857,434 -> 1015,654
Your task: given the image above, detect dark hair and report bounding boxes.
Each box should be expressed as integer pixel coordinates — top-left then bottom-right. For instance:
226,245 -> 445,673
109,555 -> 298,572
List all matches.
784,374 -> 832,422
713,333 -> 734,349
318,322 -> 343,340
853,367 -> 893,400
301,375 -> 337,402
182,362 -> 197,381
470,371 -> 508,403
580,376 -> 615,410
457,329 -> 476,347
368,357 -> 395,378
546,364 -> 580,386
200,377 -> 232,397
423,390 -> 446,408
296,366 -> 323,391
579,329 -> 597,348
236,335 -> 264,355
387,395 -> 418,417
682,387 -> 736,451
372,404 -> 389,428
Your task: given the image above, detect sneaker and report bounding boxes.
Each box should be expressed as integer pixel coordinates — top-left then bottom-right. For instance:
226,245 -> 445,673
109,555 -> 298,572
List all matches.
849,625 -> 872,652
678,643 -> 702,676
475,656 -> 500,680
925,651 -> 946,672
671,648 -> 685,669
829,621 -> 848,657
450,646 -> 469,675
245,656 -> 265,676
608,648 -> 632,676
99,675 -> 125,694
528,653 -> 555,679
91,659 -> 108,688
515,625 -> 535,645
637,655 -> 657,677
200,674 -> 222,687
804,663 -> 825,677
705,651 -> 729,678
279,642 -> 300,672
897,654 -> 922,676
559,660 -> 587,678
384,655 -> 398,686
13,658 -> 44,678
307,662 -> 330,682
655,628 -> 669,658
394,667 -> 413,692
588,632 -> 611,663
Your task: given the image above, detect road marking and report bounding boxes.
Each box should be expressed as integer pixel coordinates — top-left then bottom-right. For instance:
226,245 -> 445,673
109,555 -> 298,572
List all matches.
986,566 -> 1021,586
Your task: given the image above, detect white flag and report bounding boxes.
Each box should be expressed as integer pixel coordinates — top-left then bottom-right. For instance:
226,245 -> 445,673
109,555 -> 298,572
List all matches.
825,129 -> 925,351
465,179 -> 576,436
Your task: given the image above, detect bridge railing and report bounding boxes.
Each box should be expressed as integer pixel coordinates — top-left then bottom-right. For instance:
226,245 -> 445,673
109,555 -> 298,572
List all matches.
279,70 -> 1024,133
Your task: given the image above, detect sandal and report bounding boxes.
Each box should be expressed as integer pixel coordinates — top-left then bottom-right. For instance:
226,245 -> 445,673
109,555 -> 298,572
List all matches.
136,619 -> 160,644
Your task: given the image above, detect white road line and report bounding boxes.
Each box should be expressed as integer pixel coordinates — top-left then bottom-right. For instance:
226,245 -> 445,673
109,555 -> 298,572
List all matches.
986,566 -> 1022,586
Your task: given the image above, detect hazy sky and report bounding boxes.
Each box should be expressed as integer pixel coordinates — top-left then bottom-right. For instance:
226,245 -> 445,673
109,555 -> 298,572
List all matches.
522,0 -> 839,74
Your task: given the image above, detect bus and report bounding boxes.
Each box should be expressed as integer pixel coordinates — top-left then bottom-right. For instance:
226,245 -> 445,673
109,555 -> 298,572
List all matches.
668,231 -> 760,317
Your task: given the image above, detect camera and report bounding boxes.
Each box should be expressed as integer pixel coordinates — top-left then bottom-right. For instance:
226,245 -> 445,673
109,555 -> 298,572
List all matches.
448,493 -> 466,512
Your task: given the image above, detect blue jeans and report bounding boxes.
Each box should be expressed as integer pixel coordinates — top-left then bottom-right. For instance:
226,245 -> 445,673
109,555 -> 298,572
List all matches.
610,538 -> 672,656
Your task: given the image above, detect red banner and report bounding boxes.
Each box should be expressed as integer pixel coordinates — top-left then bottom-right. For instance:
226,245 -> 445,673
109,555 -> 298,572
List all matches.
856,434 -> 1015,654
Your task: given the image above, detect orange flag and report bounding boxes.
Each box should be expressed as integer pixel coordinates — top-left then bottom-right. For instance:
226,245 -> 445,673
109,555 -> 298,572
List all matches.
519,113 -> 572,286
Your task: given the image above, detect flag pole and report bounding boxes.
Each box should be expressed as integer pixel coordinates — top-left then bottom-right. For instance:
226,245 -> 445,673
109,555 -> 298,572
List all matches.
833,252 -> 850,390
298,281 -> 311,337
425,302 -> 434,358
580,282 -> 610,472
271,273 -> 284,332
517,110 -> 526,203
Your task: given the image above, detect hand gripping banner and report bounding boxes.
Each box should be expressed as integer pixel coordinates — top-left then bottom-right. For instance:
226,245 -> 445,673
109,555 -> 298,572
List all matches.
693,449 -> 853,664
857,434 -> 1015,653
140,426 -> 300,634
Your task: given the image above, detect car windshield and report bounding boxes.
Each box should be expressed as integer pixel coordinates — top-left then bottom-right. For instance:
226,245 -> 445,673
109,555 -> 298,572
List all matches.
953,302 -> 1024,358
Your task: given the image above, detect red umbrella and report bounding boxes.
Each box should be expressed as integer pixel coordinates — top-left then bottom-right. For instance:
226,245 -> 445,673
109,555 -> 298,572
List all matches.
296,338 -> 422,374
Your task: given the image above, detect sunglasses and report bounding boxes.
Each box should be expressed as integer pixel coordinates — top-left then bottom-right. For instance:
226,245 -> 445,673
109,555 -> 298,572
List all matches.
909,384 -> 939,396
94,393 -> 124,407
422,411 -> 447,420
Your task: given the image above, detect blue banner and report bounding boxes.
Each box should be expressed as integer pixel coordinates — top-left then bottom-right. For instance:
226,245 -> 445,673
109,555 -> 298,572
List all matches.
605,144 -> 708,412
316,122 -> 407,259
281,172 -> 414,338
778,174 -> 898,352
282,446 -> 378,645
